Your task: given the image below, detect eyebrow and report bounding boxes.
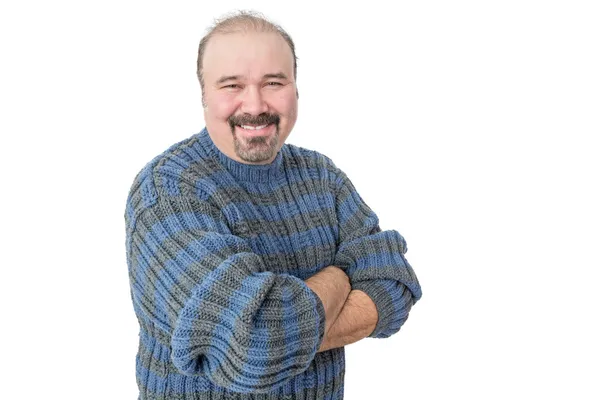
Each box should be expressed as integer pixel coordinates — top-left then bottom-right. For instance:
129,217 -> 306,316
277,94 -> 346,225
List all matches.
263,72 -> 288,80
216,75 -> 240,85
215,72 -> 289,85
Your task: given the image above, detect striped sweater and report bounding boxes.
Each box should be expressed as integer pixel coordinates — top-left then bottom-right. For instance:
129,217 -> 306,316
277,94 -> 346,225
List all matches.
124,128 -> 422,399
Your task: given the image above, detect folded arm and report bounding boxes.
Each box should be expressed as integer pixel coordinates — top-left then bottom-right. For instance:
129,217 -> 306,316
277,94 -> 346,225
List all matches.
306,266 -> 379,353
126,195 -> 329,394
304,265 -> 351,342
328,158 -> 422,339
317,289 -> 378,352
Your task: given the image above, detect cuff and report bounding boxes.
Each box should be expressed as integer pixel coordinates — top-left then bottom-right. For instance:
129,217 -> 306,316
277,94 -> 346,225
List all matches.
351,279 -> 413,339
307,284 -> 328,350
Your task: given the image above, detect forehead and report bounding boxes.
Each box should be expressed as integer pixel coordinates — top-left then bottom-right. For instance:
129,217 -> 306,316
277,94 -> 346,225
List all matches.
203,31 -> 294,81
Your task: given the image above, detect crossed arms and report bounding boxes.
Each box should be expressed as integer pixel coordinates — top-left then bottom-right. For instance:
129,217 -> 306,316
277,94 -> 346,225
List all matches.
125,157 -> 421,393
127,197 -> 420,393
305,266 -> 378,353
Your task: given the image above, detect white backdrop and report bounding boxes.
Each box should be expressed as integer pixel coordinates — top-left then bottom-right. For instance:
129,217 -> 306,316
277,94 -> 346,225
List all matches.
1,1 -> 599,399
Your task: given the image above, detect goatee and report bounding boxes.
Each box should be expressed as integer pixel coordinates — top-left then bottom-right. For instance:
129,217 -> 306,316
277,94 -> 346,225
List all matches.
227,113 -> 281,163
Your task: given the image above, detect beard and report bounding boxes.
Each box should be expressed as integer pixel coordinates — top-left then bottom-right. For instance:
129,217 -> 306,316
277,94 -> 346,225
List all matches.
227,113 -> 281,163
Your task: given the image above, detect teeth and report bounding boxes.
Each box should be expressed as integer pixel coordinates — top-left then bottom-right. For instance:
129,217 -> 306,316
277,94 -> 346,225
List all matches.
240,124 -> 268,130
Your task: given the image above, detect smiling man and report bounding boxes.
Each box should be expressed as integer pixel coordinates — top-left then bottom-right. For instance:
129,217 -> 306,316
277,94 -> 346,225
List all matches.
125,10 -> 421,400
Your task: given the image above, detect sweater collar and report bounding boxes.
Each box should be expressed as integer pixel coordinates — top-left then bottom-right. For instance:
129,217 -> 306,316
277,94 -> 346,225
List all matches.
197,127 -> 285,183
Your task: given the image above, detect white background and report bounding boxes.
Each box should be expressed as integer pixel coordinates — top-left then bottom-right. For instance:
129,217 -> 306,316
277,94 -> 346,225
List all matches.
1,1 -> 599,399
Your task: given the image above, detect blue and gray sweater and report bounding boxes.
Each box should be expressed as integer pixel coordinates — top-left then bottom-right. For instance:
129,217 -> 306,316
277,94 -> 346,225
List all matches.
124,128 -> 422,399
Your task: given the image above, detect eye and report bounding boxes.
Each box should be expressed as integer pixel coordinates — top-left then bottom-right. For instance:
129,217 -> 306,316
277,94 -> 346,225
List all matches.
266,81 -> 283,86
223,84 -> 241,89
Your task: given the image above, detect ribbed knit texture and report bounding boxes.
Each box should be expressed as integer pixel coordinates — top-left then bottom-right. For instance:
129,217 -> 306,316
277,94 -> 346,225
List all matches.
124,128 -> 422,399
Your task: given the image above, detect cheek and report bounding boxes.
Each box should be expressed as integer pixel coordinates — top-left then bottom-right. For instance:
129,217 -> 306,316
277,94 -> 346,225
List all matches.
208,94 -> 238,120
271,92 -> 298,120
285,98 -> 298,125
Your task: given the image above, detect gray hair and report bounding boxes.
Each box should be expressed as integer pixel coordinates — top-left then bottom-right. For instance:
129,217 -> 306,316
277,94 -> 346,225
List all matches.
197,10 -> 298,105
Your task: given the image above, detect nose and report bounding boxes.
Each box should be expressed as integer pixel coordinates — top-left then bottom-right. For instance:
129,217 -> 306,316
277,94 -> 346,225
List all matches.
240,86 -> 268,115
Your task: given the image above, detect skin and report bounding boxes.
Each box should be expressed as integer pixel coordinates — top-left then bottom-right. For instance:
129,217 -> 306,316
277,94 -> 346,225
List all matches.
317,288 -> 379,352
201,29 -> 379,349
201,31 -> 298,164
305,266 -> 352,339
306,266 -> 379,353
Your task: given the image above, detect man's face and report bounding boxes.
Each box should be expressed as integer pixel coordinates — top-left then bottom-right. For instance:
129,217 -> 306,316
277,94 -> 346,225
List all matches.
202,31 -> 298,164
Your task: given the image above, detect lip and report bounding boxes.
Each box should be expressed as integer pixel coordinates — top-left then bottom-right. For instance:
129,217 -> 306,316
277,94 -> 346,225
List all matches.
235,123 -> 275,137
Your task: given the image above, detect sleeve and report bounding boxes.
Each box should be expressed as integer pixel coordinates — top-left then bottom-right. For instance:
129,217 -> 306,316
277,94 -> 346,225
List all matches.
330,165 -> 422,339
126,195 -> 327,394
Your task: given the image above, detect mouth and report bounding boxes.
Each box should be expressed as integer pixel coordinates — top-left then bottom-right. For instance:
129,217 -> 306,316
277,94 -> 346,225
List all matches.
239,124 -> 268,130
235,123 -> 275,136
228,113 -> 280,137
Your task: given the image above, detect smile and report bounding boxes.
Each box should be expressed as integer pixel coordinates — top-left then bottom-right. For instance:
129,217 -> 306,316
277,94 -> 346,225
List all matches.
239,124 -> 268,130
235,123 -> 276,136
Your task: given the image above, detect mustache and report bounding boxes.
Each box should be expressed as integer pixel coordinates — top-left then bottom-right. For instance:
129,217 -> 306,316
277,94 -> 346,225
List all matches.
228,113 -> 280,129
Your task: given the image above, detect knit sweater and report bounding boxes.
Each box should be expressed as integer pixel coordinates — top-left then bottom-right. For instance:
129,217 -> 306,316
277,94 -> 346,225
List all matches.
124,128 -> 422,400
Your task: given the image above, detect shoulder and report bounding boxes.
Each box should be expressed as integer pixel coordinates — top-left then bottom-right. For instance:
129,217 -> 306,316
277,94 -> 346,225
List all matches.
124,132 -> 213,225
282,143 -> 343,181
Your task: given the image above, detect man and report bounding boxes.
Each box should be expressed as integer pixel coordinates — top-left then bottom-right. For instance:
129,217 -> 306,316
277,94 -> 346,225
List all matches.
124,10 -> 421,400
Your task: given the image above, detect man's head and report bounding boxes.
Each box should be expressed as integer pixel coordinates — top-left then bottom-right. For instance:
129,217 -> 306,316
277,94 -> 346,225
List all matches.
197,11 -> 299,165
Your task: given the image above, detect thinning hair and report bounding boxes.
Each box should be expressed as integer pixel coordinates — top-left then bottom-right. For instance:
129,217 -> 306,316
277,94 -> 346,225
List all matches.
196,10 -> 297,102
